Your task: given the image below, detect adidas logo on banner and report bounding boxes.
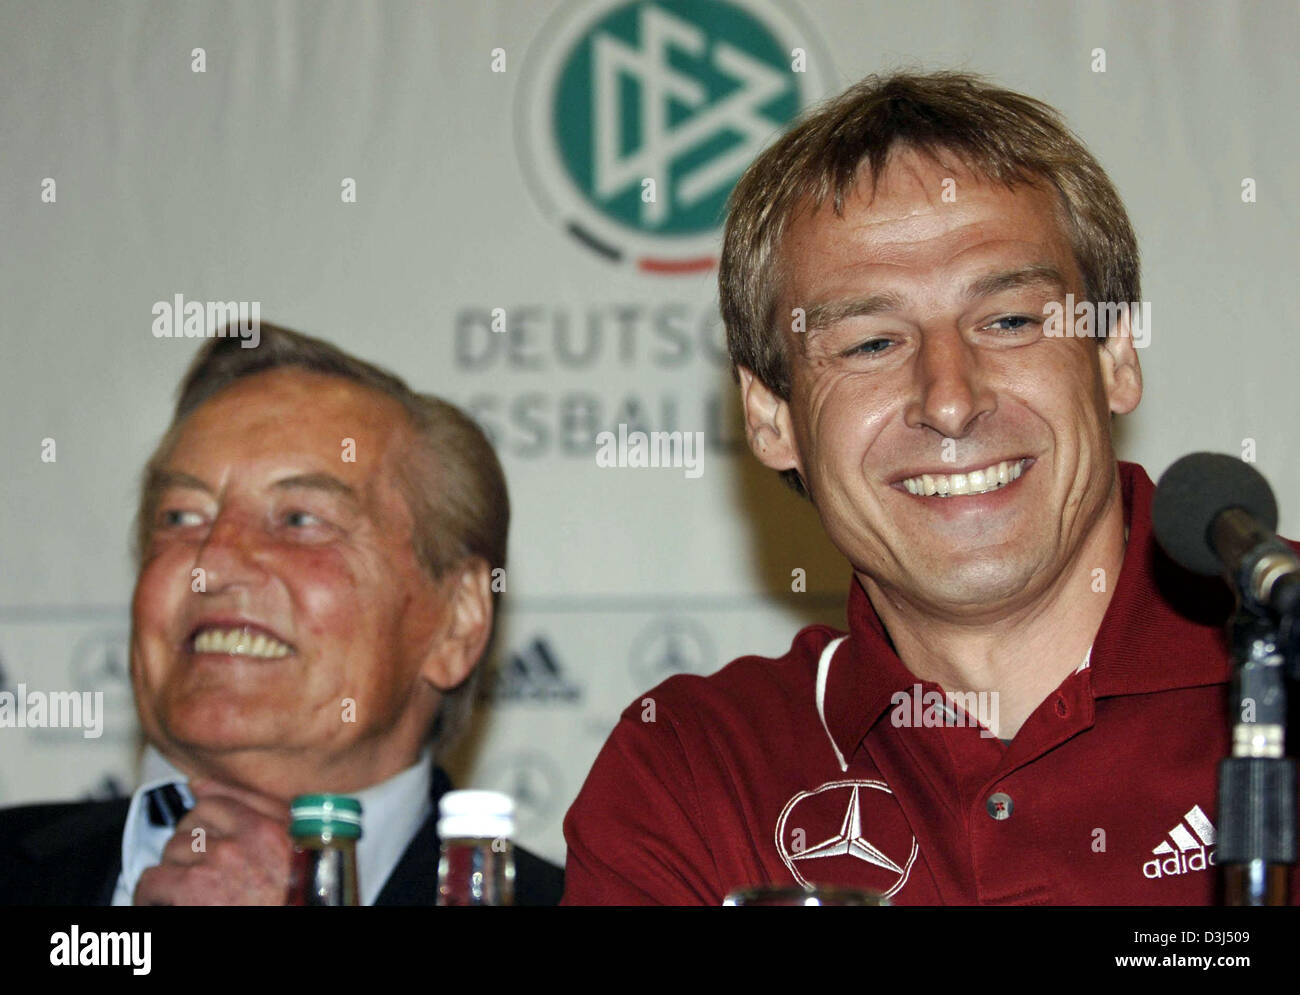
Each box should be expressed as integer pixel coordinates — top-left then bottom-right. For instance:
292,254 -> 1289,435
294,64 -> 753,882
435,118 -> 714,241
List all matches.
1142,804 -> 1217,879
486,637 -> 582,703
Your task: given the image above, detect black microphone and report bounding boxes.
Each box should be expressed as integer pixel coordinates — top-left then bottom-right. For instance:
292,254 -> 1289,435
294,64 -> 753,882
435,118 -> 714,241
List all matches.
1151,452 -> 1300,618
1154,453 -> 1300,905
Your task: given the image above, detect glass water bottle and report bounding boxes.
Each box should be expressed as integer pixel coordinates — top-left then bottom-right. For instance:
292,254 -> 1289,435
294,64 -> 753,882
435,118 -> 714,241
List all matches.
436,789 -> 515,906
287,794 -> 363,906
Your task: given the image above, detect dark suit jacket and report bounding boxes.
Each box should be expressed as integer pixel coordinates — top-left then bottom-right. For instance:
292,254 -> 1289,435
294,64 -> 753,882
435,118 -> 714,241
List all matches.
0,766 -> 563,905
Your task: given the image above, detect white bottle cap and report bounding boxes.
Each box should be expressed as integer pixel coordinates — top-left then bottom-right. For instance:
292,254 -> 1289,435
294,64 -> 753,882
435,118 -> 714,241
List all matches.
438,789 -> 515,839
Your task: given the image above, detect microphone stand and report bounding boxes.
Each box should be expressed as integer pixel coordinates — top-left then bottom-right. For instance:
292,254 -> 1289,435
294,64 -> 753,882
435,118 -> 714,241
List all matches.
1219,606 -> 1297,905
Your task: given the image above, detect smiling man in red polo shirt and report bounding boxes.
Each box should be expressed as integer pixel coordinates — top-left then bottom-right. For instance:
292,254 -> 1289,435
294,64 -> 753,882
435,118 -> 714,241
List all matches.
561,70 -> 1298,905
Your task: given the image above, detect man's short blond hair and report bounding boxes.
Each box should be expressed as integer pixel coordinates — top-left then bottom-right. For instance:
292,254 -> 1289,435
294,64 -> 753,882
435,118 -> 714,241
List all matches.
719,70 -> 1140,494
135,323 -> 508,754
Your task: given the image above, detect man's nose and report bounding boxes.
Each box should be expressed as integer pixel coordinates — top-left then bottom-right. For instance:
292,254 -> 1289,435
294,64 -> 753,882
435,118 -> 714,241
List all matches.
904,327 -> 996,440
192,510 -> 267,592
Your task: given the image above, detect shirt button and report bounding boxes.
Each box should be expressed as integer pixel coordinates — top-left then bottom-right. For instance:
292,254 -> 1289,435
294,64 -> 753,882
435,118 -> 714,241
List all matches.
986,792 -> 1013,820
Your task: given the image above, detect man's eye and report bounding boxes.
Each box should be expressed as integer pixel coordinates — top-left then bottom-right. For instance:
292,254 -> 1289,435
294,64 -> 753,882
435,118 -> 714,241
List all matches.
284,511 -> 323,528
161,509 -> 204,528
985,315 -> 1038,333
843,338 -> 893,358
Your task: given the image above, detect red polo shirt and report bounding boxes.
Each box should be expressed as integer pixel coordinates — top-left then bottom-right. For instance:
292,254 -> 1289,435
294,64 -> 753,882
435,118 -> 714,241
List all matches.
562,461 -> 1300,904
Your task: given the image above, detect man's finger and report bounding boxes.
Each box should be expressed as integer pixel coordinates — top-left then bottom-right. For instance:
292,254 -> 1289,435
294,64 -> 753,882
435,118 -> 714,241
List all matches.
133,864 -> 185,906
137,839 -> 292,906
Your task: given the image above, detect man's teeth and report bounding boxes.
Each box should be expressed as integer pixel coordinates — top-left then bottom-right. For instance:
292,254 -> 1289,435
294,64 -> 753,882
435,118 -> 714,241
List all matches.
902,459 -> 1027,497
192,628 -> 292,658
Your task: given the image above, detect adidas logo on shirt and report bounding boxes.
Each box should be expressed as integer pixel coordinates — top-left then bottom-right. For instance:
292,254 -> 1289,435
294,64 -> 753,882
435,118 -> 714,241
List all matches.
1142,804 -> 1217,879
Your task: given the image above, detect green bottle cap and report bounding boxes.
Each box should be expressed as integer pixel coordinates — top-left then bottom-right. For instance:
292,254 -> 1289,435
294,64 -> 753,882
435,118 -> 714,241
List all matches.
290,794 -> 363,839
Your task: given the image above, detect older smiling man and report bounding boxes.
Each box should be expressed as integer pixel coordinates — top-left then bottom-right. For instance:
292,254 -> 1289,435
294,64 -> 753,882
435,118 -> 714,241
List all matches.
0,324 -> 563,905
562,71 -> 1299,905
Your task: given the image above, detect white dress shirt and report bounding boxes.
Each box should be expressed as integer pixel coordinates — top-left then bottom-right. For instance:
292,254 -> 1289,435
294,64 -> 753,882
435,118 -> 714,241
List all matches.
113,746 -> 434,905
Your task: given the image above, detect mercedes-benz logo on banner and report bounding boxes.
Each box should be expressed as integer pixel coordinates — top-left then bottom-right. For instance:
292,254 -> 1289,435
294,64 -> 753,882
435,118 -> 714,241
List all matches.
70,630 -> 134,740
517,0 -> 832,273
482,752 -> 564,835
629,615 -> 713,688
70,631 -> 130,688
775,779 -> 918,900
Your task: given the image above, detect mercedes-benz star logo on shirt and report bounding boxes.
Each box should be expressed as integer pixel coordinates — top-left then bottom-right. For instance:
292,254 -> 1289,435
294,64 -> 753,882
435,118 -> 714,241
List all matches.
775,779 -> 918,900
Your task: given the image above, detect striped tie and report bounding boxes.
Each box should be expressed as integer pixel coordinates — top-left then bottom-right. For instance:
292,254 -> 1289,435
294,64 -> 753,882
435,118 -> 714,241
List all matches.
145,783 -> 191,827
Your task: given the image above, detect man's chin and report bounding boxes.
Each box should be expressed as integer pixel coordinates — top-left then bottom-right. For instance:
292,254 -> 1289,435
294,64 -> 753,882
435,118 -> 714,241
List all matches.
161,733 -> 288,760
153,705 -> 292,755
896,560 -> 1045,615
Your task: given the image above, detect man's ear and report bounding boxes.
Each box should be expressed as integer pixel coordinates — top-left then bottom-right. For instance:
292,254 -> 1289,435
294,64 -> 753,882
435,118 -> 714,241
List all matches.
1099,306 -> 1143,416
419,558 -> 493,692
738,366 -> 803,475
